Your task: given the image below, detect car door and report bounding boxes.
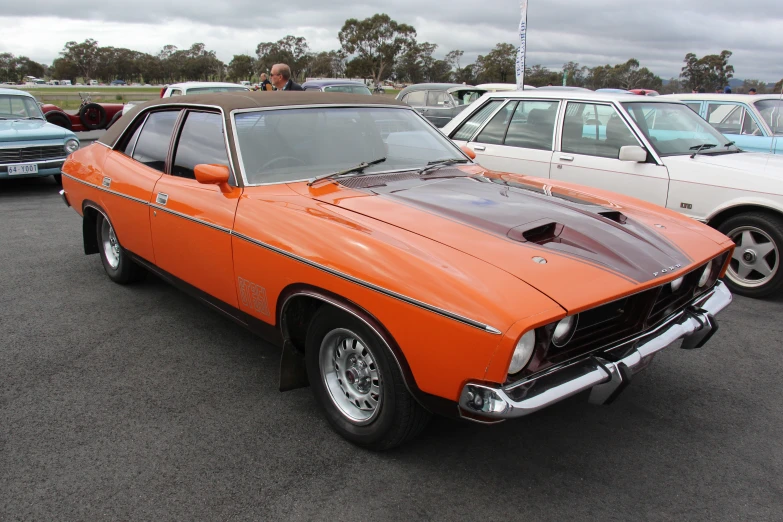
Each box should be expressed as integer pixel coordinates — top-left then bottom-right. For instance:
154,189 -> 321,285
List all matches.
549,101 -> 669,207
705,101 -> 771,153
148,109 -> 242,308
99,110 -> 172,264
459,99 -> 558,178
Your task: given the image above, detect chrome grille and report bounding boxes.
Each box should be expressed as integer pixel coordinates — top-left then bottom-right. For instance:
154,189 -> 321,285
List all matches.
0,146 -> 66,164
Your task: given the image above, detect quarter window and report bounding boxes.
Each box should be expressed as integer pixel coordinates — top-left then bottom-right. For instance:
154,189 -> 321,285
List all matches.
562,103 -> 638,159
132,110 -> 181,171
451,100 -> 503,141
404,91 -> 426,106
426,91 -> 449,107
741,110 -> 761,136
172,112 -> 230,179
685,102 -> 702,114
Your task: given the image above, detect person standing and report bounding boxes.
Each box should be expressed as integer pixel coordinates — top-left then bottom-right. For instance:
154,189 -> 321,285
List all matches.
749,88 -> 758,95
258,73 -> 273,91
270,64 -> 303,91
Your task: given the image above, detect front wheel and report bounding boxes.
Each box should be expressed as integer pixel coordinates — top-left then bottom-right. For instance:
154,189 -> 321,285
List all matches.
95,212 -> 144,284
718,212 -> 783,298
305,307 -> 430,450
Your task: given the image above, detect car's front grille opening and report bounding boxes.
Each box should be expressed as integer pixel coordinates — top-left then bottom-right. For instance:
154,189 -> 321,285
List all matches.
0,146 -> 66,163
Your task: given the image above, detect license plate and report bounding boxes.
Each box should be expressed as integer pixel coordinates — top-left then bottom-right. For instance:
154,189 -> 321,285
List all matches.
7,164 -> 39,175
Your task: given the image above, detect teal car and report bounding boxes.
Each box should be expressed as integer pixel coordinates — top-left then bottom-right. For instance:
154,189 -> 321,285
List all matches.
0,88 -> 80,183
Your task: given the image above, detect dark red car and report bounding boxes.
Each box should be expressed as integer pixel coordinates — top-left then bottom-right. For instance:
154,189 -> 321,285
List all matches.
42,93 -> 124,132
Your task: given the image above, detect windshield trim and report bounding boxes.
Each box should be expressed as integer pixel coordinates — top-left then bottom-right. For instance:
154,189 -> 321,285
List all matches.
230,104 -> 472,187
621,101 -> 734,157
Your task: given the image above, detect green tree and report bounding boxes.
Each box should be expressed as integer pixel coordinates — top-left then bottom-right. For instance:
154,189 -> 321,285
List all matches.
61,39 -> 100,81
525,65 -> 561,87
562,61 -> 587,87
14,56 -> 45,81
339,13 -> 416,86
0,53 -> 17,83
255,35 -> 310,80
50,57 -> 80,83
475,43 -> 516,83
740,79 -> 767,94
775,79 -> 783,92
680,50 -> 734,92
228,54 -> 256,82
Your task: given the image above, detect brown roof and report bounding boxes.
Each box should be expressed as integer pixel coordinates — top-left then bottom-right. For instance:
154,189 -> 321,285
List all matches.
99,91 -> 408,147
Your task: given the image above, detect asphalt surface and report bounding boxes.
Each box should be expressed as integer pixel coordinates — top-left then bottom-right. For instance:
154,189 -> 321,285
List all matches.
1,177 -> 781,521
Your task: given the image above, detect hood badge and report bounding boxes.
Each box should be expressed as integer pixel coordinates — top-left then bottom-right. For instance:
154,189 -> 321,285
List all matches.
653,264 -> 681,277
532,256 -> 547,264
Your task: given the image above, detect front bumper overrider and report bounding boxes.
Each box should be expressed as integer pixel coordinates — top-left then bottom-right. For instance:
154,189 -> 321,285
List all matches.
459,281 -> 732,421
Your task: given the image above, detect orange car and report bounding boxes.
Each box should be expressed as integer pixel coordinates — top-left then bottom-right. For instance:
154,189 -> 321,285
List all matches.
59,92 -> 734,449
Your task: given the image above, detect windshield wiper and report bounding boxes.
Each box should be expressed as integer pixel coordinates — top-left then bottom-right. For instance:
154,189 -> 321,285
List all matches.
418,158 -> 470,176
307,157 -> 386,186
689,143 -> 717,158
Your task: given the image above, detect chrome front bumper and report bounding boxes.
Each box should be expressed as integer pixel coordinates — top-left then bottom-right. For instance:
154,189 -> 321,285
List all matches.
459,281 -> 732,421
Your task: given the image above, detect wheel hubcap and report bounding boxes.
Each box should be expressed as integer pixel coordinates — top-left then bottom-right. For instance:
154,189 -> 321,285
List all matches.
726,226 -> 779,289
101,218 -> 120,269
319,328 -> 381,425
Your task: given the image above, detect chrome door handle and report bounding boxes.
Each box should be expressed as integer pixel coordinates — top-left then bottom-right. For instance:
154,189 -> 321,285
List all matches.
156,193 -> 168,205
473,145 -> 486,151
559,155 -> 574,161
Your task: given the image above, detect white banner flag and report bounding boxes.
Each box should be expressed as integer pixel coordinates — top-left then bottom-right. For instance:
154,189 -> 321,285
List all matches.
515,0 -> 528,90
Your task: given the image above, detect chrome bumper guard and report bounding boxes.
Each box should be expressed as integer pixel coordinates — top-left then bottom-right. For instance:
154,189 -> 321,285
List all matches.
59,189 -> 70,208
459,281 -> 732,421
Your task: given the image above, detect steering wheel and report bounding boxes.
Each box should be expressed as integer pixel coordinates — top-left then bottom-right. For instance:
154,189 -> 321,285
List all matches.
261,156 -> 307,171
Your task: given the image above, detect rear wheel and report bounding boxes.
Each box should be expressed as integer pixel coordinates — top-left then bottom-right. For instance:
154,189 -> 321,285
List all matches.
45,110 -> 72,130
718,212 -> 783,298
79,103 -> 107,130
305,307 -> 430,450
95,212 -> 144,284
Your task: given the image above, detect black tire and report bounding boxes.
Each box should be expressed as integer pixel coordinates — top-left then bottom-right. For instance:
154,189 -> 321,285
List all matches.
305,307 -> 430,450
106,111 -> 122,129
52,174 -> 62,186
95,212 -> 144,284
45,110 -> 72,130
717,212 -> 783,298
79,103 -> 108,130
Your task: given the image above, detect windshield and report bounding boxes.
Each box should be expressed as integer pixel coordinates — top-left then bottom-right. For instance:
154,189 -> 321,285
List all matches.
0,94 -> 43,119
622,102 -> 734,156
754,99 -> 783,135
186,86 -> 249,94
234,107 -> 466,184
323,85 -> 372,95
450,90 -> 486,106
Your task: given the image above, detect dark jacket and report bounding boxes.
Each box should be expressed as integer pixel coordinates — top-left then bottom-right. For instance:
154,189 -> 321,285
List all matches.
259,80 -> 273,91
282,79 -> 304,91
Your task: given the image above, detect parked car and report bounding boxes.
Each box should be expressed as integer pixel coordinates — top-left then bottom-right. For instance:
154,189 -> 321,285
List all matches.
110,79 -> 127,86
0,88 -> 79,184
42,92 -> 124,131
442,90 -> 783,297
664,93 -> 783,155
122,81 -> 250,115
302,80 -> 372,95
59,91 -> 732,448
396,83 -> 487,127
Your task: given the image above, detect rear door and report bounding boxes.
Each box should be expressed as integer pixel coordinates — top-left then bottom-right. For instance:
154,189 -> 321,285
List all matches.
549,101 -> 669,206
148,110 -> 242,308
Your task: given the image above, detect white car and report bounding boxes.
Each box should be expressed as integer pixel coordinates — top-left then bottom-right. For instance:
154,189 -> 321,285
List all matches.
122,81 -> 250,115
475,83 -> 537,92
442,90 -> 783,297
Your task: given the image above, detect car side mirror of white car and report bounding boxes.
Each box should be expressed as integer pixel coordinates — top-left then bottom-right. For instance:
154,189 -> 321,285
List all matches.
618,145 -> 648,162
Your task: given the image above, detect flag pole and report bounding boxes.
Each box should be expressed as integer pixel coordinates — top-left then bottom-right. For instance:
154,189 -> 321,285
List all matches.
515,0 -> 528,91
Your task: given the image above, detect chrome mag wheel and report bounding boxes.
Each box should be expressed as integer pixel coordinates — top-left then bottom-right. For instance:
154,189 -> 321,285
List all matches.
726,225 -> 779,289
101,218 -> 121,269
319,328 -> 382,425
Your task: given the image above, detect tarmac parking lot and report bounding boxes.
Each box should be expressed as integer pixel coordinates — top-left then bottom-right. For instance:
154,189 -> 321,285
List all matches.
1,177 -> 781,520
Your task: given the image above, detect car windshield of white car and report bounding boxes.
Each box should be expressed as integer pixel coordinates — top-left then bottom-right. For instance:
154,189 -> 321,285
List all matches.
0,95 -> 43,120
623,102 -> 736,156
754,100 -> 783,135
323,85 -> 372,95
234,107 -> 465,184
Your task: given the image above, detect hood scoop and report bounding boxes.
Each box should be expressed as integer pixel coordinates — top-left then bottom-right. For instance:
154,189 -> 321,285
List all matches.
598,211 -> 628,224
508,220 -> 563,244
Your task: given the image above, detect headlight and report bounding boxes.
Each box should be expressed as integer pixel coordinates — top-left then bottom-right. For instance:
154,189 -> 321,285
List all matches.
64,139 -> 79,154
552,314 -> 579,347
508,330 -> 536,375
670,276 -> 685,292
698,263 -> 712,287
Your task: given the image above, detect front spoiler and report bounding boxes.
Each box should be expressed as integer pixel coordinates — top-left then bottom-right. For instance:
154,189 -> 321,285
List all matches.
459,281 -> 732,421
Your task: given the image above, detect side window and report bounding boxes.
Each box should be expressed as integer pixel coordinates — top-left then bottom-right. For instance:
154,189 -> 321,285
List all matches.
504,100 -> 559,150
132,111 -> 181,171
706,103 -> 742,134
171,112 -> 230,179
451,100 -> 503,141
685,102 -> 702,114
741,110 -> 761,136
405,91 -> 426,106
120,115 -> 145,156
562,103 -> 638,159
426,90 -> 449,107
169,89 -> 183,97
475,102 -> 518,145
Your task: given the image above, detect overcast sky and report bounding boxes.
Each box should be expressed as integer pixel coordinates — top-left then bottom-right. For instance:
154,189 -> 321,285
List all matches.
1,0 -> 781,82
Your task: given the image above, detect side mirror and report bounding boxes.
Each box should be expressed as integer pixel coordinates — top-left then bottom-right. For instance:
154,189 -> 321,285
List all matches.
195,164 -> 232,193
460,145 -> 476,160
618,145 -> 648,162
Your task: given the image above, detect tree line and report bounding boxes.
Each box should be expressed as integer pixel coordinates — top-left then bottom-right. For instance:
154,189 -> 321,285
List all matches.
1,13 -> 780,94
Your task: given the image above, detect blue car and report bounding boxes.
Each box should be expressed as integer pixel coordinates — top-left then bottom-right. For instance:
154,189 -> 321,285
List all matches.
301,80 -> 372,95
0,88 -> 80,184
665,93 -> 783,154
